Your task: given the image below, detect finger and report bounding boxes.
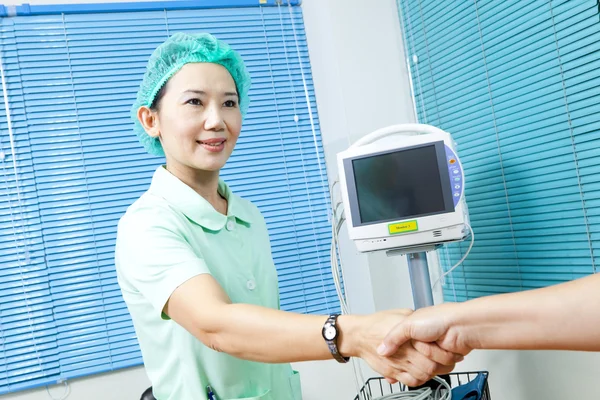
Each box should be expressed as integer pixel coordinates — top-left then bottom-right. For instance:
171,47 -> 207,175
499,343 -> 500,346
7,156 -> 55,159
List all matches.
401,348 -> 441,382
385,377 -> 398,385
393,372 -> 426,388
434,363 -> 456,376
405,351 -> 456,380
412,340 -> 464,366
377,322 -> 411,357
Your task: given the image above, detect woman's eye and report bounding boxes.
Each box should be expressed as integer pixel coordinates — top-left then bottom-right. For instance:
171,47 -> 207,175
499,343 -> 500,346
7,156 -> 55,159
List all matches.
224,100 -> 237,108
187,98 -> 202,106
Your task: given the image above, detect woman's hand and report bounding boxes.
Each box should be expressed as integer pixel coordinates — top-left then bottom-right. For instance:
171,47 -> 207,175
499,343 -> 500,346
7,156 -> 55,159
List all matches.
339,309 -> 463,386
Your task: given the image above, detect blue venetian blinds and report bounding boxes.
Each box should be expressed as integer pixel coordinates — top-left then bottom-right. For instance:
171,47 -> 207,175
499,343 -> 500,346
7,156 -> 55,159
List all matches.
398,0 -> 600,301
0,1 -> 339,394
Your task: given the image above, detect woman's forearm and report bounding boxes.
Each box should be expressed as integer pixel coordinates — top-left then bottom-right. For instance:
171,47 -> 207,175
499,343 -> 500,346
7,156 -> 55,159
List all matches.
169,275 -> 460,385
203,303 -> 362,363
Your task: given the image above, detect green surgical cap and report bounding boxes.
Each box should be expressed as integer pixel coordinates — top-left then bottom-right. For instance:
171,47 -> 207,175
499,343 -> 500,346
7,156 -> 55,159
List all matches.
131,32 -> 251,157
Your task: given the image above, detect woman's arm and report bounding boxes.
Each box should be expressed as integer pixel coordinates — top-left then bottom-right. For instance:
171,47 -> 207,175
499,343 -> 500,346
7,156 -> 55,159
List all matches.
166,274 -> 460,386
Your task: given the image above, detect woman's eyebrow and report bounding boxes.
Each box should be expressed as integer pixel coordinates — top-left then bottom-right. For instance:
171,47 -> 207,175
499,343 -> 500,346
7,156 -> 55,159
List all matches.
183,89 -> 238,97
183,89 -> 207,95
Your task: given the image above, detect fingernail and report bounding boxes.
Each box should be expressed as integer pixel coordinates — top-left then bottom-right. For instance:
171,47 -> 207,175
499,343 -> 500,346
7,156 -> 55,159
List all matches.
377,344 -> 388,355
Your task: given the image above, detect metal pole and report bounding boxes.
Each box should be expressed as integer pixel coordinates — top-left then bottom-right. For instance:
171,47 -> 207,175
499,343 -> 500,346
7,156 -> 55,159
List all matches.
406,252 -> 434,309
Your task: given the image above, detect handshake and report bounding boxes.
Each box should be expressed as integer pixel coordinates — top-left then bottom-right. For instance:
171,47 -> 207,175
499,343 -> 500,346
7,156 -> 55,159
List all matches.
340,303 -> 471,387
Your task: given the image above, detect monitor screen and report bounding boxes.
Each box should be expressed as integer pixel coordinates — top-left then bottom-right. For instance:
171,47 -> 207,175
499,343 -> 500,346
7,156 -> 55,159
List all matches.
350,142 -> 454,225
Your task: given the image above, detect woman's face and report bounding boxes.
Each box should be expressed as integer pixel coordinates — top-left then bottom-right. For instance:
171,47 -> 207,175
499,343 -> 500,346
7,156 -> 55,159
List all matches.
145,62 -> 242,173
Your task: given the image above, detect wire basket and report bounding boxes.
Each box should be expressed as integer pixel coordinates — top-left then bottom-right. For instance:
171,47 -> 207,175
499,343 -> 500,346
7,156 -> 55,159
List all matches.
353,371 -> 490,400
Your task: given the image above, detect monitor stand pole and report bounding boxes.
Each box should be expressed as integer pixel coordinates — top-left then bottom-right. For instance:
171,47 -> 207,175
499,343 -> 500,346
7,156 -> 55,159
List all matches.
406,252 -> 434,309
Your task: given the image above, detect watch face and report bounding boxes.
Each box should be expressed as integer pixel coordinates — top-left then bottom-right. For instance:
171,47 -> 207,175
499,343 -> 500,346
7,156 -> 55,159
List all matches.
324,325 -> 336,340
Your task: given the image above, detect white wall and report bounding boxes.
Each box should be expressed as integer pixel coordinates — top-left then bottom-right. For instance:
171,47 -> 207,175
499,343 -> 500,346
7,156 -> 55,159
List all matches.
4,0 -> 600,399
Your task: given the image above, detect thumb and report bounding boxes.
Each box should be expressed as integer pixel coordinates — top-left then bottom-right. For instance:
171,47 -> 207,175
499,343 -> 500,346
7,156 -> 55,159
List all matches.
377,320 -> 411,357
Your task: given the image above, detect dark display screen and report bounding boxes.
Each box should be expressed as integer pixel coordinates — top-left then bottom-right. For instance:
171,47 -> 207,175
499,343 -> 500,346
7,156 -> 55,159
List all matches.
351,143 -> 453,224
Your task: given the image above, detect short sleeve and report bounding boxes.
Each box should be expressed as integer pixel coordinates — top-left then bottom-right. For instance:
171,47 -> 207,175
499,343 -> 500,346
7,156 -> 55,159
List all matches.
115,205 -> 210,319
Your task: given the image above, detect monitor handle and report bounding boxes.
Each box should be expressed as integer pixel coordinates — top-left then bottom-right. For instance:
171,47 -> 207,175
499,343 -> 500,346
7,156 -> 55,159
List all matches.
350,123 -> 448,149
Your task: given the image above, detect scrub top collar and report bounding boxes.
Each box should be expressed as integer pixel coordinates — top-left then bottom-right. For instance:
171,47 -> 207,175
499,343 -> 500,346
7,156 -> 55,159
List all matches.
149,166 -> 253,231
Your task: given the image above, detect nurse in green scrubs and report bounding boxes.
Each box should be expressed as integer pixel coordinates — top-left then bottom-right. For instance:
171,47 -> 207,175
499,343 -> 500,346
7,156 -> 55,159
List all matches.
115,33 -> 459,400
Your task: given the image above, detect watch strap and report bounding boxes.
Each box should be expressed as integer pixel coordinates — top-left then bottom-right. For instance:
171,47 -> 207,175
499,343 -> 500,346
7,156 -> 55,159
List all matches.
322,314 -> 350,363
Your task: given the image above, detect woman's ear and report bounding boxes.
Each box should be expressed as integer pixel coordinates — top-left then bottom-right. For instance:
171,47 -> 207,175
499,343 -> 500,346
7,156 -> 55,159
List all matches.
137,106 -> 160,138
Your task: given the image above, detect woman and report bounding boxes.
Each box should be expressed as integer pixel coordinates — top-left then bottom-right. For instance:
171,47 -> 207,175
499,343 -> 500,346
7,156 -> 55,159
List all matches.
115,32 -> 460,400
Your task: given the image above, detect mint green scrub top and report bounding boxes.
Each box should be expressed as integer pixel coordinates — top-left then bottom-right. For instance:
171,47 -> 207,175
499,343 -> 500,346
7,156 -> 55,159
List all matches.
115,166 -> 302,400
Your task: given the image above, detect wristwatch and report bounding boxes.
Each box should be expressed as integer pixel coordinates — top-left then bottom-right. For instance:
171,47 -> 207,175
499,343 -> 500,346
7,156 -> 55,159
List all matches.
322,314 -> 350,363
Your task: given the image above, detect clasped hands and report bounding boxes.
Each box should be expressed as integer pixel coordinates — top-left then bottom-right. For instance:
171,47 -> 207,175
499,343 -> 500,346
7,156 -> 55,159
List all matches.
354,305 -> 471,387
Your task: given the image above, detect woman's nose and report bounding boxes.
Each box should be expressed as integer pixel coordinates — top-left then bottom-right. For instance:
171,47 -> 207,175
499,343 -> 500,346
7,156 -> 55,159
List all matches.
204,105 -> 225,131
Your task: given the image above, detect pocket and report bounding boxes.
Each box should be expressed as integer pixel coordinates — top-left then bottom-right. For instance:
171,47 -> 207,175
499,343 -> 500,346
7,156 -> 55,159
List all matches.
288,370 -> 302,400
224,390 -> 272,400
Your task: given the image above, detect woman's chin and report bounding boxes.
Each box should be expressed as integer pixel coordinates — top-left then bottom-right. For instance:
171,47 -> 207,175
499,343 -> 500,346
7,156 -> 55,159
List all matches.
191,159 -> 228,172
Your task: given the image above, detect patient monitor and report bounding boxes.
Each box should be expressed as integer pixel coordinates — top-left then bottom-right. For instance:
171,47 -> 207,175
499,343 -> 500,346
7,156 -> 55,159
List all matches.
338,124 -> 469,254
337,124 -> 471,309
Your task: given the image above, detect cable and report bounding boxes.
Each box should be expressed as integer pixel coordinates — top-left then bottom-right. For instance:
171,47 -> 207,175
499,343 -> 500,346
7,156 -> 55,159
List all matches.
330,180 -> 368,399
373,376 -> 451,400
46,380 -> 70,400
334,201 -> 344,218
431,223 -> 474,292
330,215 -> 349,314
329,179 -> 348,313
330,214 -> 367,399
